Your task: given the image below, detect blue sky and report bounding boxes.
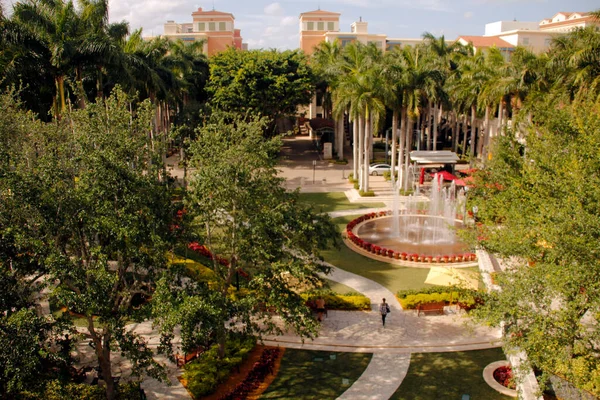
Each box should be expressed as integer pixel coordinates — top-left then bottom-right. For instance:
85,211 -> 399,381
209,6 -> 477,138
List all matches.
3,0 -> 599,49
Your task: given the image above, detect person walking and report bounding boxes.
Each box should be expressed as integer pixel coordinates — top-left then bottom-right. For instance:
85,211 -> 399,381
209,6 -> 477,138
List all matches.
380,298 -> 390,327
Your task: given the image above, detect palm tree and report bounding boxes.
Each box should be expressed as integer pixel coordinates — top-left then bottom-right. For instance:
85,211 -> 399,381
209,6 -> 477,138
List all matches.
12,0 -> 85,116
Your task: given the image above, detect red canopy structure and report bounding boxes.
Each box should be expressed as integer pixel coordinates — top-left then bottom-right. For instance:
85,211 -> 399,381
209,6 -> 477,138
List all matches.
434,171 -> 459,182
455,176 -> 475,186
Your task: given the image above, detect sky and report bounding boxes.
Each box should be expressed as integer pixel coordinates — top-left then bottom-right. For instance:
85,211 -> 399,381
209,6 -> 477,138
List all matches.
3,0 -> 599,50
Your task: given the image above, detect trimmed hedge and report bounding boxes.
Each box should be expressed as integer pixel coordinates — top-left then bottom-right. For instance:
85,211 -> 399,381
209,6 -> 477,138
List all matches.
183,334 -> 257,398
397,287 -> 477,310
359,190 -> 375,197
302,293 -> 371,311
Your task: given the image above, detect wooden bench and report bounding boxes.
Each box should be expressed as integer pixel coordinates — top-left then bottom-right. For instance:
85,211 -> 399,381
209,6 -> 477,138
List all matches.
417,301 -> 446,316
176,347 -> 204,368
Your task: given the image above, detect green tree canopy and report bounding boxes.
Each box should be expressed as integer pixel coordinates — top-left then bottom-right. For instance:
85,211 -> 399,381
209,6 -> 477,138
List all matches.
154,113 -> 339,358
206,48 -> 314,135
469,92 -> 600,395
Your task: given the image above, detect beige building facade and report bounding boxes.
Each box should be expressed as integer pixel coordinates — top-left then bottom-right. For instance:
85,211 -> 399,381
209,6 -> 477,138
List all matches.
161,7 -> 246,56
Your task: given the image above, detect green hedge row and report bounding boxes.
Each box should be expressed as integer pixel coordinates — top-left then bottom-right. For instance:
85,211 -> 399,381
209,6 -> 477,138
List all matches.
302,293 -> 371,311
183,334 -> 257,398
398,292 -> 476,309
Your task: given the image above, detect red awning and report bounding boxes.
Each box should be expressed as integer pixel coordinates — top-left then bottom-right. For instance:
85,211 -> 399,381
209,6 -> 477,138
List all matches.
434,171 -> 459,181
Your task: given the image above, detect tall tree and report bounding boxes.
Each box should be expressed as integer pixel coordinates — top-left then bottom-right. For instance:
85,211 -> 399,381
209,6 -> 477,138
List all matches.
3,87 -> 175,400
468,91 -> 600,396
155,113 -> 339,358
207,48 -> 315,136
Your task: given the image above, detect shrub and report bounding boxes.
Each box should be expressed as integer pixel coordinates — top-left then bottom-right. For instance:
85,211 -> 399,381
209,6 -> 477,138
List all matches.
302,293 -> 370,311
399,189 -> 414,196
353,182 -> 359,190
183,334 -> 257,398
359,190 -> 375,197
397,289 -> 477,309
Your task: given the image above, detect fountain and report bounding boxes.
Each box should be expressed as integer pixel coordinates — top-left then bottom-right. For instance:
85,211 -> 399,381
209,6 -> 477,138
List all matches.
346,173 -> 475,264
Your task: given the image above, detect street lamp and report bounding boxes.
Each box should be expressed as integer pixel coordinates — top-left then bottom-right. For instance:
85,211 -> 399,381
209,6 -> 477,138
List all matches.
472,205 -> 479,224
312,160 -> 316,184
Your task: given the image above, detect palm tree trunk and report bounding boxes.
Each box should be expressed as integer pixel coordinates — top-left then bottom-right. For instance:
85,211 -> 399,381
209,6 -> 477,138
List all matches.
462,114 -> 468,156
404,115 -> 414,192
497,100 -> 504,136
353,117 -> 358,179
452,112 -> 459,153
337,115 -> 344,160
482,105 -> 491,163
433,103 -> 441,151
391,109 -> 398,185
398,107 -> 407,190
426,100 -> 432,151
358,115 -> 364,190
470,104 -> 477,165
363,113 -> 370,192
56,75 -> 66,117
76,65 -> 87,109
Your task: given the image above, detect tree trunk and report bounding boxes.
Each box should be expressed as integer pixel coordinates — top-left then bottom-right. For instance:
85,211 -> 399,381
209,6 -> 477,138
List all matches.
470,104 -> 477,165
462,114 -> 468,156
352,117 -> 358,179
76,65 -> 87,109
337,115 -> 344,160
433,103 -> 441,151
98,335 -> 115,400
497,100 -> 504,136
363,113 -> 370,192
404,115 -> 414,192
56,75 -> 66,117
398,107 -> 407,190
390,109 -> 398,185
358,115 -> 364,190
426,100 -> 433,151
453,112 -> 459,153
482,105 -> 491,163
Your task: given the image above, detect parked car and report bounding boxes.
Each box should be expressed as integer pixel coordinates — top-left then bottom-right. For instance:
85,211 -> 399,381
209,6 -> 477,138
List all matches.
369,163 -> 391,176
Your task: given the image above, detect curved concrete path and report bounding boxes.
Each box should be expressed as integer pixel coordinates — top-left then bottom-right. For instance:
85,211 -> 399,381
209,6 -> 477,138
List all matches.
338,353 -> 410,400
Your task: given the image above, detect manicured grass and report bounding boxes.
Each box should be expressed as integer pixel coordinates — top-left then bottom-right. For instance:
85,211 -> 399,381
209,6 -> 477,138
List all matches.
391,348 -> 511,400
322,278 -> 359,295
261,349 -> 372,399
298,192 -> 385,213
321,215 -> 434,293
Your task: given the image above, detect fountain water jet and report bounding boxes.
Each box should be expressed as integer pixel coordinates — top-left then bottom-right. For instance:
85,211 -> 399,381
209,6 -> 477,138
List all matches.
350,173 -> 471,261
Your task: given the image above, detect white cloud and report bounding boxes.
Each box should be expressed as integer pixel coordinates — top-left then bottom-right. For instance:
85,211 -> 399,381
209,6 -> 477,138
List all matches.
281,16 -> 296,26
464,11 -> 474,19
329,0 -> 451,11
264,2 -> 284,15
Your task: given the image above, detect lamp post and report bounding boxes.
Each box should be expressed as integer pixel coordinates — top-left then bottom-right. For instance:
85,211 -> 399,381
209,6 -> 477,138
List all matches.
472,205 -> 479,224
312,160 -> 316,184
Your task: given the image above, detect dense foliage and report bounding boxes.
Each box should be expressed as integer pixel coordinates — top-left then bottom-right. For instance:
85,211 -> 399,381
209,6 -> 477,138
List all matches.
206,48 -> 314,135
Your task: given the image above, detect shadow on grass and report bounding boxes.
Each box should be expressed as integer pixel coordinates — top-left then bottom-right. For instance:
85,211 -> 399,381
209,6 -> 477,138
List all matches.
261,349 -> 371,399
298,192 -> 385,214
391,348 -> 511,400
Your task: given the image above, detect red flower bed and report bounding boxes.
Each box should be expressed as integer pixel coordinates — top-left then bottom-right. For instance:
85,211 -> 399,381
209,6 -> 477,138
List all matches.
219,348 -> 281,400
345,214 -> 474,264
493,366 -> 516,390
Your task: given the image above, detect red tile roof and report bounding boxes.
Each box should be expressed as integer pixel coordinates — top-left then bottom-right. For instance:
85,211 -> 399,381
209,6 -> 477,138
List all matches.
458,36 -> 514,48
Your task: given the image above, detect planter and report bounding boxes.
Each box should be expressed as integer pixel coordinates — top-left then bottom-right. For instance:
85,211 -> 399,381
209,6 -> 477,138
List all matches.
483,361 -> 517,397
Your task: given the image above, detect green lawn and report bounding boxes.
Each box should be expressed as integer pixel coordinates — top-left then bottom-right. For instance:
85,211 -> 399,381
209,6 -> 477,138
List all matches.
322,278 -> 360,295
321,215 -> 434,293
261,349 -> 372,399
391,348 -> 511,400
298,192 -> 385,213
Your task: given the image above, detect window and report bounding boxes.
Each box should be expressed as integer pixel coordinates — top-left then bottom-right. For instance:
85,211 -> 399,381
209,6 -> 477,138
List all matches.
327,22 -> 334,31
544,38 -> 552,46
209,22 -> 215,31
307,22 -> 314,31
317,21 -> 324,31
198,22 -> 205,31
219,22 -> 226,31
341,39 -> 352,48
522,37 -> 529,45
